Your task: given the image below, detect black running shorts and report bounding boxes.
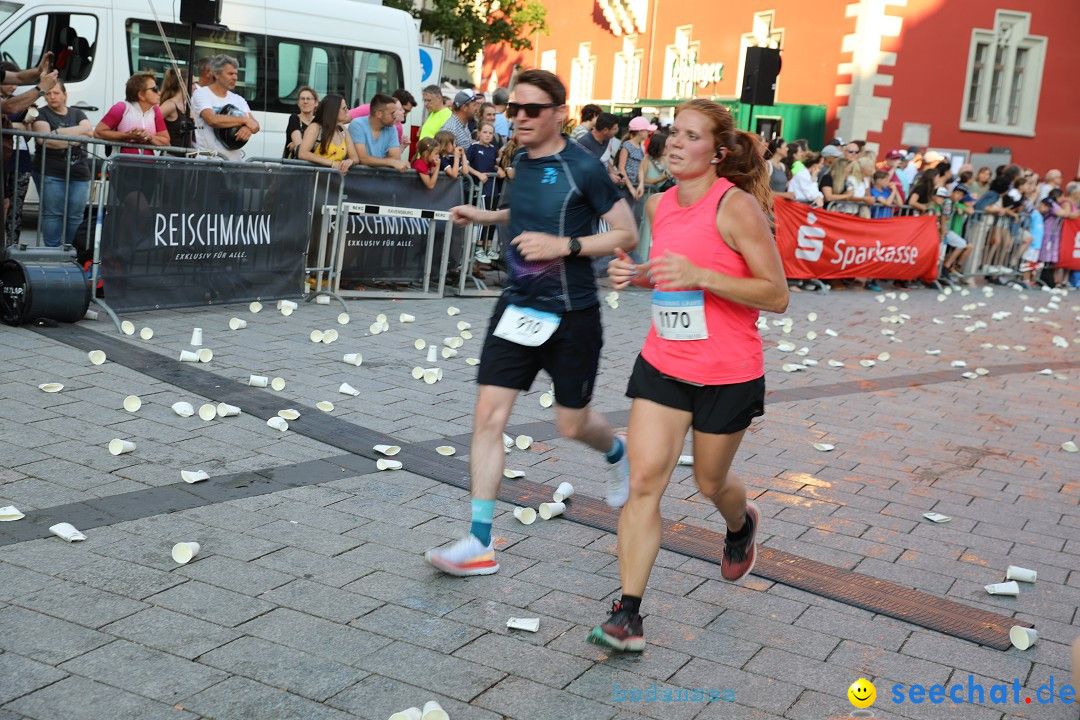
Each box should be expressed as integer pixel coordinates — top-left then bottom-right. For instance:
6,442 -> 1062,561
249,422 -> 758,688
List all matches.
476,298 -> 603,409
626,354 -> 765,434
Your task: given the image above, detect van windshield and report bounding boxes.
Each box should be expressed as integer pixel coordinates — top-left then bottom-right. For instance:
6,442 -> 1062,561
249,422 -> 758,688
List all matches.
0,1 -> 21,25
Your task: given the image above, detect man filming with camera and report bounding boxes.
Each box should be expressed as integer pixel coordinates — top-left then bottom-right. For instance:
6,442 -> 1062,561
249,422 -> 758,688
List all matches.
190,54 -> 258,160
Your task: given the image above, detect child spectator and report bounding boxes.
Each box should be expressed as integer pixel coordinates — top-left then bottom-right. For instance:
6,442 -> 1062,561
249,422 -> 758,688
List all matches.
1022,197 -> 1048,287
434,130 -> 463,179
412,137 -> 440,189
497,135 -> 519,182
942,184 -> 973,279
869,170 -> 900,218
465,122 -> 503,206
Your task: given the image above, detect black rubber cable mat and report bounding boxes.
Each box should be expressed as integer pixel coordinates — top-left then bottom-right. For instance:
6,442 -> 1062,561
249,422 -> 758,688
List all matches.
30,324 -> 1032,649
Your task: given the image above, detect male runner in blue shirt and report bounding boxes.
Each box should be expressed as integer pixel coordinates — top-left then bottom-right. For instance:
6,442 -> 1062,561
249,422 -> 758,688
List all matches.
426,69 -> 637,576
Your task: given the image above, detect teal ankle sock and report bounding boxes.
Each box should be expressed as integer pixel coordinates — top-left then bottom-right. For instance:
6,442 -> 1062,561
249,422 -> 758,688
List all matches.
470,498 -> 496,546
605,436 -> 625,464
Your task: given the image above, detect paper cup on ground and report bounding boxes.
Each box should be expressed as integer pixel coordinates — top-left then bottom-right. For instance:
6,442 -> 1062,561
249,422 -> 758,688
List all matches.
198,347 -> 214,362
123,395 -> 142,412
513,507 -> 537,525
189,328 -> 203,346
49,522 -> 86,542
426,346 -> 438,363
88,350 -> 106,365
310,330 -> 325,343
436,446 -> 456,456
279,300 -> 298,314
0,506 -> 26,521
539,392 -> 553,407
181,469 -> 209,483
37,382 -> 63,393
109,439 -> 136,455
139,327 -> 154,340
460,330 -> 473,340
414,339 -> 426,350
315,295 -> 331,305
321,329 -> 338,344
171,542 -> 200,564
339,382 -> 360,396
466,357 -> 480,366
441,347 -> 458,359
539,502 -> 566,520
343,353 -> 363,366
411,367 -> 424,380
316,401 -> 334,412
515,435 -> 532,450
503,469 -> 524,479
374,444 -> 401,456
84,309 -> 98,320
271,377 -> 286,391
553,482 -> 575,502
337,312 -> 350,325
229,317 -> 247,330
267,417 -> 288,431
399,313 -> 415,323
377,458 -> 402,470
172,401 -> 195,417
368,322 -> 382,335
985,581 -> 1019,596
179,350 -> 199,362
388,709 -> 422,720
457,321 -> 471,331
278,409 -> 300,421
121,320 -> 135,335
216,403 -> 241,417
1010,625 -> 1038,650
421,701 -> 450,720
1006,565 -> 1037,583
198,404 -> 216,421
506,617 -> 540,633
447,306 -> 460,316
248,375 -> 269,387
423,368 -> 439,384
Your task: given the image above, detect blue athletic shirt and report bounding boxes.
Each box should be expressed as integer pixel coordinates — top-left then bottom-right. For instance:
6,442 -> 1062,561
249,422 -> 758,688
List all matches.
503,137 -> 621,313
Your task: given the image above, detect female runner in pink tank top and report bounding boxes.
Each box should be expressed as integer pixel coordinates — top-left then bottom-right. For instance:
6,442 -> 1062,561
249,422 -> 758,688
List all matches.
587,99 -> 789,652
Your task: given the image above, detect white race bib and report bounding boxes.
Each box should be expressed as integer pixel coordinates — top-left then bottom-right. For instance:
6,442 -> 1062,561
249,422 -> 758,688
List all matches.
493,304 -> 561,346
652,290 -> 708,341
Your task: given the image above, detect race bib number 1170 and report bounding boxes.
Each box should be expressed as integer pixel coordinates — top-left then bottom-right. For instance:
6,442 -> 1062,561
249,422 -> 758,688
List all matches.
651,290 -> 708,341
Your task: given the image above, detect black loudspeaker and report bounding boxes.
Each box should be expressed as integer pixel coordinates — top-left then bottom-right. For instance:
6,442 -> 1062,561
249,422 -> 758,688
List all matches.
180,0 -> 221,25
740,47 -> 782,106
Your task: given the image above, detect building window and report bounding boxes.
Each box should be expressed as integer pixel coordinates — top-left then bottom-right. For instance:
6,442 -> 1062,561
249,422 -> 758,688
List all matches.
540,49 -> 557,74
612,35 -> 641,104
570,43 -> 595,108
960,10 -> 1046,137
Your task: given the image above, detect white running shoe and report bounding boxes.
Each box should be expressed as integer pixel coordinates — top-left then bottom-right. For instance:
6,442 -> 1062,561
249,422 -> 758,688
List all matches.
606,436 -> 630,508
425,534 -> 499,576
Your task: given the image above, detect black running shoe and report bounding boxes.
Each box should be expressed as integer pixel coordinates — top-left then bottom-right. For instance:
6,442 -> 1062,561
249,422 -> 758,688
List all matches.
721,501 -> 759,581
586,600 -> 645,652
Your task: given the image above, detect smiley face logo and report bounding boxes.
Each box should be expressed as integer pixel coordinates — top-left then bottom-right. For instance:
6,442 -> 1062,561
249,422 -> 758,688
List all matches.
848,678 -> 876,708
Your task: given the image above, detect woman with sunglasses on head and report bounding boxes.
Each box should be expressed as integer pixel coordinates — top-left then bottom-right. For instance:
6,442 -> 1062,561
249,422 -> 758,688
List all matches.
426,70 -> 638,578
595,99 -> 788,652
94,72 -> 169,154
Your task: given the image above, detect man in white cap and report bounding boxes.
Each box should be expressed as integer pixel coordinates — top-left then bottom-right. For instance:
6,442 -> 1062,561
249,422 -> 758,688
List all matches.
441,88 -> 479,149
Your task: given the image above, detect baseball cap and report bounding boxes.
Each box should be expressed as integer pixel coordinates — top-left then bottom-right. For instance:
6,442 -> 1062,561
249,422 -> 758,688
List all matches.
821,145 -> 843,158
923,150 -> 946,165
830,137 -> 844,146
885,150 -> 904,160
935,187 -> 950,198
628,116 -> 657,132
453,89 -> 477,108
952,184 -> 969,194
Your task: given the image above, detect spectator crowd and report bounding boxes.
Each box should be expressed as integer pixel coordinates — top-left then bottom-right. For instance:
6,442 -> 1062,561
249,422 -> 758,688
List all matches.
2,51 -> 1078,291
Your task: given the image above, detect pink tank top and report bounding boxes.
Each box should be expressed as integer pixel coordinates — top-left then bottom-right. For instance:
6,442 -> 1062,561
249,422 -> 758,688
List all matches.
640,177 -> 763,385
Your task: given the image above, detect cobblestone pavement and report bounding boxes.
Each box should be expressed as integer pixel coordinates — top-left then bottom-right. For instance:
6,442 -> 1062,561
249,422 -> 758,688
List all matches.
1,281 -> 1078,720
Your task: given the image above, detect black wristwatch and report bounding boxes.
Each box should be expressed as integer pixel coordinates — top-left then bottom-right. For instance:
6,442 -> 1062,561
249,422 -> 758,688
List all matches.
34,85 -> 44,96
567,237 -> 582,258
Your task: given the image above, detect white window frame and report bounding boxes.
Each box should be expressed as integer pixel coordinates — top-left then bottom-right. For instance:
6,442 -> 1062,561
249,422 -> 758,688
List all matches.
611,35 -> 642,104
540,49 -> 557,74
570,43 -> 595,108
959,10 -> 1046,138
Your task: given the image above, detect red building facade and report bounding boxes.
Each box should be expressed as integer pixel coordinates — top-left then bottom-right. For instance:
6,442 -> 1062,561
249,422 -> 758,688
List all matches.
481,0 -> 1078,174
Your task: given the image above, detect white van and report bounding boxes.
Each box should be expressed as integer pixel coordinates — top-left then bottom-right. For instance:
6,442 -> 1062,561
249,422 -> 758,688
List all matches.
0,0 -> 421,159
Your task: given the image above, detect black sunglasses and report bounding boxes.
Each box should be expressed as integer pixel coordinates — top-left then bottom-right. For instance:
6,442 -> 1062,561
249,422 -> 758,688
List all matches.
507,102 -> 558,118
145,85 -> 159,92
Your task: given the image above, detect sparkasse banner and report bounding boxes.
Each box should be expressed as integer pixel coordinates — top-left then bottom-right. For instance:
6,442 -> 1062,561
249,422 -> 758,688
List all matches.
100,157 -> 316,312
1058,218 -> 1080,271
774,197 -> 940,281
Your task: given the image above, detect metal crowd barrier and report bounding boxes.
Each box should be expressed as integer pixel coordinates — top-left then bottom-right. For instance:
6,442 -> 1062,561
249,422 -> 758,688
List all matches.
453,175 -> 504,298
246,157 -> 348,311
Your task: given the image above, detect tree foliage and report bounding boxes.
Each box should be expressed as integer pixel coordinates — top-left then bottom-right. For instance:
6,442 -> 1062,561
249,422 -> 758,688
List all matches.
386,0 -> 549,60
